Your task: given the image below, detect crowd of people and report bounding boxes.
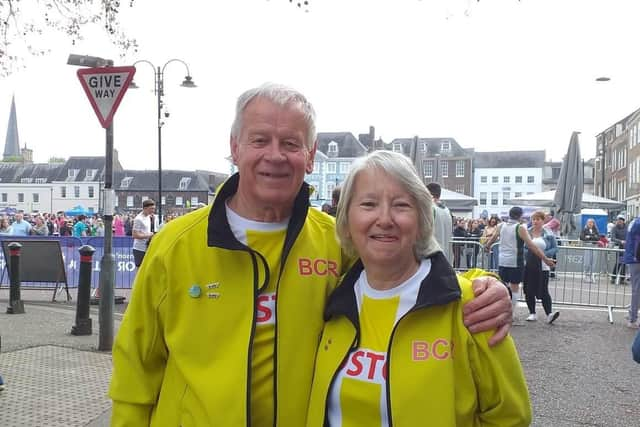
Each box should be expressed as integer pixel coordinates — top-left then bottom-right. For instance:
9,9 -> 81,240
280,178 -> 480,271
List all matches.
0,210 -> 185,239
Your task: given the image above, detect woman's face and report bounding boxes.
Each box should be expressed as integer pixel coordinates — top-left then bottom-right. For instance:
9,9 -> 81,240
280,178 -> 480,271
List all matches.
346,168 -> 419,270
532,216 -> 544,229
489,218 -> 497,226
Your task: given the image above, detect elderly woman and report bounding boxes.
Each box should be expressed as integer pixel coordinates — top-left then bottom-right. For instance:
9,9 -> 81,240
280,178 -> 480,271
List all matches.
31,215 -> 49,236
306,151 -> 531,427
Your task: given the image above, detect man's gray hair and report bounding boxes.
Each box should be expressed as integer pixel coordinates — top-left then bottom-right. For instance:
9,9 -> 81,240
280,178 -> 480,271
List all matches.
230,83 -> 317,148
335,150 -> 441,260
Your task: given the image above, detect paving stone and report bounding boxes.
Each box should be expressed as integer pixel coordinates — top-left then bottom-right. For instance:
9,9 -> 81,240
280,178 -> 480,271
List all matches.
0,345 -> 112,427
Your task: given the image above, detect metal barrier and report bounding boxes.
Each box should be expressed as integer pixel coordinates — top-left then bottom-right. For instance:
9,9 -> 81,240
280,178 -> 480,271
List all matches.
0,236 -> 138,290
449,238 -> 632,323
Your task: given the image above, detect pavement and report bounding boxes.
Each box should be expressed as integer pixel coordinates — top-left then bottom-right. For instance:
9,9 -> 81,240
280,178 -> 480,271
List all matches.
1,287 -> 639,426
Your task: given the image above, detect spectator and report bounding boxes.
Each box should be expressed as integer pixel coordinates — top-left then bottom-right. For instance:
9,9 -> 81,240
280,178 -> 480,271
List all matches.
72,215 -> 89,237
466,219 -> 482,268
31,216 -> 49,236
426,182 -> 452,261
623,216 -> 640,329
124,215 -> 134,236
10,212 -> 31,236
326,186 -> 340,217
580,218 -> 600,283
481,216 -> 500,271
610,215 -> 627,284
633,330 -> 640,363
0,216 -> 11,235
452,218 -> 468,269
131,199 -> 157,267
113,214 -> 125,236
94,218 -> 105,236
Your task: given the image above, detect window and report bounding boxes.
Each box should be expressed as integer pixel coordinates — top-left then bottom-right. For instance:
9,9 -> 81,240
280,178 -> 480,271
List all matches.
527,176 -> 534,184
120,177 -> 133,188
88,186 -> 95,198
176,196 -> 183,206
18,193 -> 24,202
74,186 -> 80,198
393,143 -> 401,152
479,192 -> 487,205
68,169 -> 79,179
503,192 -> 510,203
313,161 -> 320,173
33,193 -> 39,203
527,192 -> 534,195
440,140 -> 450,152
503,176 -> 510,184
60,186 -> 67,198
455,161 -> 464,177
0,193 -> 6,202
339,162 -> 350,173
456,184 -> 464,193
424,160 -> 433,178
328,141 -> 338,154
515,176 -> 523,184
491,192 -> 498,205
179,177 -> 191,190
480,176 -> 487,184
35,178 -> 46,184
126,196 -> 134,207
191,197 -> 199,207
20,178 -> 33,183
327,162 -> 336,173
85,169 -> 98,180
515,192 -> 522,198
421,142 -> 428,152
440,160 -> 448,178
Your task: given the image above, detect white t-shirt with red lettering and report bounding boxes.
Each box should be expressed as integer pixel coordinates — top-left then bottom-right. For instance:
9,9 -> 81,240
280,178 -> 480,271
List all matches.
327,259 -> 430,427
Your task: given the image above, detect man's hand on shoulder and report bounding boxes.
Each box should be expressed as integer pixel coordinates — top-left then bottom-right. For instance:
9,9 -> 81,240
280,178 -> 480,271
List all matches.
463,276 -> 512,347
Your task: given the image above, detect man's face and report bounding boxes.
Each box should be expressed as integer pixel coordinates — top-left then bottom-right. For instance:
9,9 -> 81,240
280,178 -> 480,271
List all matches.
617,218 -> 625,226
15,213 -> 23,222
143,205 -> 156,215
230,97 -> 316,211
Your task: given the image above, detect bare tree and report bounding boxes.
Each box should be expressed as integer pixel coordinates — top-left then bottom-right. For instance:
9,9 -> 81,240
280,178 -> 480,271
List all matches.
0,0 -> 138,76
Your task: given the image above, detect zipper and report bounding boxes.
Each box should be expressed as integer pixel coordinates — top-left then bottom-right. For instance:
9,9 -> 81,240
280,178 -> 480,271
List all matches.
324,335 -> 358,426
246,252 -> 260,427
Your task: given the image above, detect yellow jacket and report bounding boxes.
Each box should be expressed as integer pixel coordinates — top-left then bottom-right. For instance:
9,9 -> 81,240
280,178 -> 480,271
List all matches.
110,175 -> 347,426
307,254 -> 532,427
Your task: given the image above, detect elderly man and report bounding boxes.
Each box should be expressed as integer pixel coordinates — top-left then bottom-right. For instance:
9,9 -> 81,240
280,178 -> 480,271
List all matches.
109,83 -> 512,426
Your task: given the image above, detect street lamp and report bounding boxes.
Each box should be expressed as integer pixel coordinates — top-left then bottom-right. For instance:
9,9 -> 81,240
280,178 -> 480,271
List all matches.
130,59 -> 196,223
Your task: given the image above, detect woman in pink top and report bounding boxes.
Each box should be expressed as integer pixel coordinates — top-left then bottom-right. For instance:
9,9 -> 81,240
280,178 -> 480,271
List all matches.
113,214 -> 125,236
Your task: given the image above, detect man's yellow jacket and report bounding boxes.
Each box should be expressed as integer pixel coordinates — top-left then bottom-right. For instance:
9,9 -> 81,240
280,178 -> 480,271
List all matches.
109,175 -> 346,426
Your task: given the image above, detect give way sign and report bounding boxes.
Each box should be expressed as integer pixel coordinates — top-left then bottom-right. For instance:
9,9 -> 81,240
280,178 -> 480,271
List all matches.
76,66 -> 136,128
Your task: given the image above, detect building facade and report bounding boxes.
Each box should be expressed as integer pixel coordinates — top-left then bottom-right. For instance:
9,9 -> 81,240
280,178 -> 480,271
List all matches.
388,137 -> 474,196
473,151 -> 545,218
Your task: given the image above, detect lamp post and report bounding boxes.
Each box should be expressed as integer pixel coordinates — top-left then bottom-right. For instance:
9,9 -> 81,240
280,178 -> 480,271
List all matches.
130,59 -> 196,224
595,76 -> 611,198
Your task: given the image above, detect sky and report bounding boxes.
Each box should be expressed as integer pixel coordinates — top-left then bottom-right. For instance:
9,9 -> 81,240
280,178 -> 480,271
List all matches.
1,0 -> 640,174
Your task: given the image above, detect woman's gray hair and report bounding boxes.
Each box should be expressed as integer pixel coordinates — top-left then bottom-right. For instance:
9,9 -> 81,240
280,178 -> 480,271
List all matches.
230,83 -> 317,148
335,150 -> 441,260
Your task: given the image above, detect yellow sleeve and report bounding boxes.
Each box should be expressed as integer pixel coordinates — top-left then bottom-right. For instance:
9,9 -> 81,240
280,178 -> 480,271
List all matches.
109,248 -> 169,426
460,279 -> 532,426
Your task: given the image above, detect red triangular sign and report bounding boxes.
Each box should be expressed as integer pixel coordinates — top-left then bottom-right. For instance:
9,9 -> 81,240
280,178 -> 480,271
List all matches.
76,66 -> 136,128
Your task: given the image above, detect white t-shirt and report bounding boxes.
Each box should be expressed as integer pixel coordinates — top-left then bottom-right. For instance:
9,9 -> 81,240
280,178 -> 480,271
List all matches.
132,213 -> 157,252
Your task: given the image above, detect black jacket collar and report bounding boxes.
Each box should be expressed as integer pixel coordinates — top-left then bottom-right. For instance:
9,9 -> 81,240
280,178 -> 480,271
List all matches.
324,252 -> 461,327
207,173 -> 311,255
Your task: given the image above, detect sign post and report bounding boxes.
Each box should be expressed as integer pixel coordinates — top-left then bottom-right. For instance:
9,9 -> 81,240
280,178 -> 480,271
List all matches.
76,66 -> 135,351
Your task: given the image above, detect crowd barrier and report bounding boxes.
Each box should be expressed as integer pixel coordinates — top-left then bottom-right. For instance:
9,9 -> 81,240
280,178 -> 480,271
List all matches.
0,236 -> 138,290
449,239 -> 632,323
